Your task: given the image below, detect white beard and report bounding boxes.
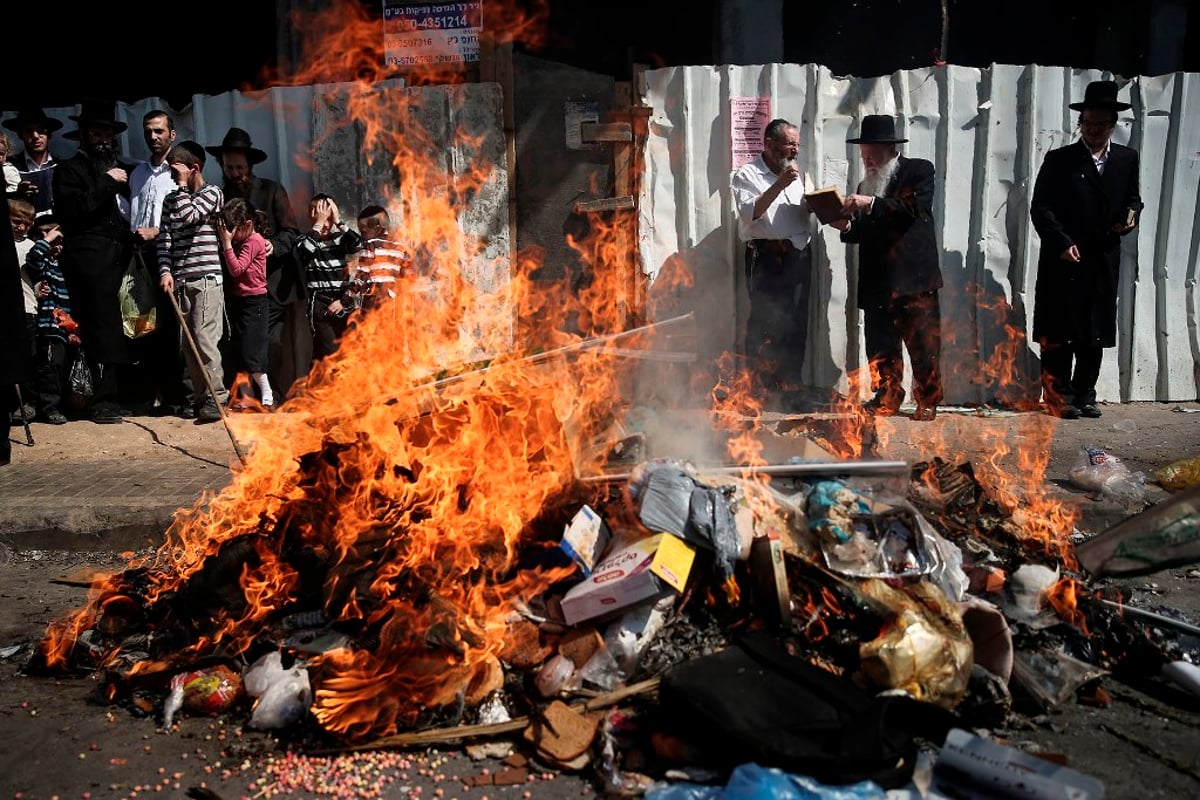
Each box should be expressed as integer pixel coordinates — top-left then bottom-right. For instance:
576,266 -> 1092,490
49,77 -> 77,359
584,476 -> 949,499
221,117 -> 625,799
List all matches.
858,156 -> 900,197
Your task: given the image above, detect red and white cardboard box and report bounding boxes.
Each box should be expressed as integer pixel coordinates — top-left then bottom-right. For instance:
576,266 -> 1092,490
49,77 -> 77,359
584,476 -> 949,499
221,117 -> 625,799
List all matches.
560,533 -> 696,626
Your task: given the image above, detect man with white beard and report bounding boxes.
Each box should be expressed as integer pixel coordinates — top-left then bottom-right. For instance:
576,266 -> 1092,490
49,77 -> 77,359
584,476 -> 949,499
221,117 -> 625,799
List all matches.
730,118 -> 816,410
831,115 -> 944,421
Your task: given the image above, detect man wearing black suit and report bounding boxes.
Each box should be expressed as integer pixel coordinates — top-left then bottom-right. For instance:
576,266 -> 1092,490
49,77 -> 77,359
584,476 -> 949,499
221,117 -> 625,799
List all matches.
1031,80 -> 1142,420
833,115 -> 944,422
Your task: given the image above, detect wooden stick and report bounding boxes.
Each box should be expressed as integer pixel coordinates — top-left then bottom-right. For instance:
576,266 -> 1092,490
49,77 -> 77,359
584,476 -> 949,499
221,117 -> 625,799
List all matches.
324,677 -> 662,753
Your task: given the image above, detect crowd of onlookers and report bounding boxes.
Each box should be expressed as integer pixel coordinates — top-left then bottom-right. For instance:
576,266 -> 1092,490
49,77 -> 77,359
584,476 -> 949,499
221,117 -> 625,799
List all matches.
2,100 -> 415,447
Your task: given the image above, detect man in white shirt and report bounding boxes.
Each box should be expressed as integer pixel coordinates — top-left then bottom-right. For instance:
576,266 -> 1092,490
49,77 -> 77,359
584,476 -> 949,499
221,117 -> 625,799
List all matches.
730,118 -> 815,408
126,109 -> 188,415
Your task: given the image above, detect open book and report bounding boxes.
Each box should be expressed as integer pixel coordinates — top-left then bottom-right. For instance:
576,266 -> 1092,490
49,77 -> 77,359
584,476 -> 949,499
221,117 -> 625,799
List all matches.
804,185 -> 850,225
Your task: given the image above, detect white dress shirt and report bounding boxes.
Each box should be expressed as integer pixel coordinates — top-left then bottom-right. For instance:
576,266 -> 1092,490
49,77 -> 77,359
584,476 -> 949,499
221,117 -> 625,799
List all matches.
731,154 -> 812,250
129,159 -> 176,230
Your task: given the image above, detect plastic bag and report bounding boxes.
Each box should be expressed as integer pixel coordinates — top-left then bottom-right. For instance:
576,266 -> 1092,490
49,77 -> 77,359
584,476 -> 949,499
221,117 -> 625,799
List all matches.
68,349 -> 93,407
242,651 -> 312,730
119,250 -> 158,339
1155,455 -> 1200,492
1068,446 -> 1146,503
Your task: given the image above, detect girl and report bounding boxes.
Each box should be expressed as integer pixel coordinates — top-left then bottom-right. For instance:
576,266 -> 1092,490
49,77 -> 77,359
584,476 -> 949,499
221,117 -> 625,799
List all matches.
217,198 -> 273,409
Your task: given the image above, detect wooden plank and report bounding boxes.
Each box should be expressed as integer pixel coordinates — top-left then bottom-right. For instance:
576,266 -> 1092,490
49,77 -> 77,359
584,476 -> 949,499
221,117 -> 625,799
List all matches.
574,196 -> 635,213
580,121 -> 632,142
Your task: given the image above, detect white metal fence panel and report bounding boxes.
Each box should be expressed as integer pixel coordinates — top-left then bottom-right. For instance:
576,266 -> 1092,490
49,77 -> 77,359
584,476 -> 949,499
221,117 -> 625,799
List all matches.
638,63 -> 1200,403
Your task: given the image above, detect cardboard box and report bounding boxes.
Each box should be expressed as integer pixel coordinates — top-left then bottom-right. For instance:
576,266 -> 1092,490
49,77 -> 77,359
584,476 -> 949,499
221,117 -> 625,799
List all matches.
560,533 -> 695,626
559,504 -> 611,576
749,533 -> 791,625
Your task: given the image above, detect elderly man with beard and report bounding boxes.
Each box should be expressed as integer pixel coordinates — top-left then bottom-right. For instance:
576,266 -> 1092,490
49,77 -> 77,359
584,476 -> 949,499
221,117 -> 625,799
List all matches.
207,128 -> 301,403
51,100 -> 134,424
832,115 -> 944,422
730,118 -> 816,410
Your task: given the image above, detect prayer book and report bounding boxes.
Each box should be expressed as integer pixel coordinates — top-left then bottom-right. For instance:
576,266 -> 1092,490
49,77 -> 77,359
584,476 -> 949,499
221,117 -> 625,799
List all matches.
804,185 -> 850,225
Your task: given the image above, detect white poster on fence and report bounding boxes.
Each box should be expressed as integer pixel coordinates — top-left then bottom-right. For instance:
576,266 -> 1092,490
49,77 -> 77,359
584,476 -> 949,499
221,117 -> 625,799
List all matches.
731,97 -> 771,170
383,1 -> 483,68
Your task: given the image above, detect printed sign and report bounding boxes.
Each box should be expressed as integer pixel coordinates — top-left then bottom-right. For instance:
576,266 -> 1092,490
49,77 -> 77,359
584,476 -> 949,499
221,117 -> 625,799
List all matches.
731,97 -> 772,170
383,1 -> 483,68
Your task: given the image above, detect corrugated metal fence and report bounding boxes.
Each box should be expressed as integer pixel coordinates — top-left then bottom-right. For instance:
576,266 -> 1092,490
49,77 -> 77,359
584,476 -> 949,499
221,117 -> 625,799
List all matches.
637,63 -> 1200,404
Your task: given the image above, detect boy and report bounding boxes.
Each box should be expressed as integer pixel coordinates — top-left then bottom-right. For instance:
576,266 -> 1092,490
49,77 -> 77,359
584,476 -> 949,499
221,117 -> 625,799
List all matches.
24,214 -> 73,424
157,141 -> 227,422
296,194 -> 361,360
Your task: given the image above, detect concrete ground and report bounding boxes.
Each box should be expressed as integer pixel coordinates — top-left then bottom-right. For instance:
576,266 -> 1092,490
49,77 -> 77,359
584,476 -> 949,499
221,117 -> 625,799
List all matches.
1,400 -> 1199,799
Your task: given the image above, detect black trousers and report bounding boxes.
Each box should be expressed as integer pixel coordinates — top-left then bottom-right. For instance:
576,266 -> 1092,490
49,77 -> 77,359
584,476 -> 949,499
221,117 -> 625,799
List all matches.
863,289 -> 943,407
34,337 -> 67,415
1040,340 -> 1103,408
743,240 -> 812,392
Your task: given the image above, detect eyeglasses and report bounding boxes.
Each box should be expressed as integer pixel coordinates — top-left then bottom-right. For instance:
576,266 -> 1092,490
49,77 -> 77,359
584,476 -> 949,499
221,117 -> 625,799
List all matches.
1080,120 -> 1115,129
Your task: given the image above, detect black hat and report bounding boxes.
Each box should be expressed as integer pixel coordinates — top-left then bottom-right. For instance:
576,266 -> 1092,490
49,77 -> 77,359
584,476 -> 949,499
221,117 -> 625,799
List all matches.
64,99 -> 129,139
846,115 -> 908,144
3,107 -> 63,133
1069,80 -> 1131,111
206,127 -> 268,164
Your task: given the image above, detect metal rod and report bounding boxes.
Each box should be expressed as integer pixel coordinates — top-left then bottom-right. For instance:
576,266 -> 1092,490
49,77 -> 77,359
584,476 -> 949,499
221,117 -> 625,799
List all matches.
1095,598 -> 1200,638
580,460 -> 911,484
166,289 -> 248,467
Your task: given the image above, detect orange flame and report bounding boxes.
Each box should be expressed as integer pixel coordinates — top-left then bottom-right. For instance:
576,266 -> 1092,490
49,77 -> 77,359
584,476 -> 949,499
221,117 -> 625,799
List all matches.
1046,576 -> 1089,635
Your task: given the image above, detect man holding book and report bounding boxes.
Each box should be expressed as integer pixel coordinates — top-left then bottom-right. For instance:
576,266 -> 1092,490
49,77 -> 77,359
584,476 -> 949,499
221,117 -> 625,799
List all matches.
832,115 -> 944,422
730,118 -> 816,408
1029,80 -> 1141,420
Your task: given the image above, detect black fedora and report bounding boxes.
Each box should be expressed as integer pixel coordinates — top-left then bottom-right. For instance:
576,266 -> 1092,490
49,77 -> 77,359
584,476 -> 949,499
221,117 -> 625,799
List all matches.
1069,80 -> 1131,111
3,107 -> 63,133
206,127 -> 268,165
846,114 -> 908,144
63,99 -> 129,140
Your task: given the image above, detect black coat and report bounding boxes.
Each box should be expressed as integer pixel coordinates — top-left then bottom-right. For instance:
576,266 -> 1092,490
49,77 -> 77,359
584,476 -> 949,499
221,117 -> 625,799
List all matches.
1,197 -> 29,386
840,156 -> 943,308
1030,140 -> 1142,347
51,151 -> 134,363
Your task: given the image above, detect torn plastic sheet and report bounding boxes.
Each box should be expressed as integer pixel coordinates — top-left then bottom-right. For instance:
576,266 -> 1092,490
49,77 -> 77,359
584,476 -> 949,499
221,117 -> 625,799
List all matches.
1010,647 -> 1107,709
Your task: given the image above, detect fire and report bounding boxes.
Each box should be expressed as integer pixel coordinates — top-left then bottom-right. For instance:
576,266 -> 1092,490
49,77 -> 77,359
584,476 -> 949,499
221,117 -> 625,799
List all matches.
1046,576 -> 1089,635
35,0 -> 655,743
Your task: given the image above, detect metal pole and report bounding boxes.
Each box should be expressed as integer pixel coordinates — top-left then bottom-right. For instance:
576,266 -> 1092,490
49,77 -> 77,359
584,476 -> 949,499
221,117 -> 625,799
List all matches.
1095,598 -> 1200,639
166,288 -> 248,467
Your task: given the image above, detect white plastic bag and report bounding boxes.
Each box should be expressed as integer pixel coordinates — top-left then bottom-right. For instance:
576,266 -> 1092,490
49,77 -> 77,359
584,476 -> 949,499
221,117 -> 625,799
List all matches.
242,651 -> 312,730
1068,446 -> 1146,503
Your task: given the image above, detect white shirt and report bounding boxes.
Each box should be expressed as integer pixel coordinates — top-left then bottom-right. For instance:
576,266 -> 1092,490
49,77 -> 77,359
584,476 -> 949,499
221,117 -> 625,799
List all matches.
129,159 -> 176,230
1091,141 -> 1111,175
731,154 -> 812,250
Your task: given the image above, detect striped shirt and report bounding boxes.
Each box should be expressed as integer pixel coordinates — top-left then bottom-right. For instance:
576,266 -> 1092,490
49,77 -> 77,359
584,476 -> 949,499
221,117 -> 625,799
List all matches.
25,240 -> 72,341
353,237 -> 412,296
297,226 -> 362,296
158,184 -> 225,283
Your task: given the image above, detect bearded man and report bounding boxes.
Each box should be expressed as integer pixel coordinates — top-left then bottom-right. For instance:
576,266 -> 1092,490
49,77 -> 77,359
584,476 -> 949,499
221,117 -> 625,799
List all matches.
207,128 -> 301,402
832,115 -> 944,422
52,99 -> 135,424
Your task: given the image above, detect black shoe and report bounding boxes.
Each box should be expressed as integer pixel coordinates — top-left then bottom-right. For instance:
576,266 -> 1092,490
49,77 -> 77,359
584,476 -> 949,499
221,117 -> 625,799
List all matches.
91,407 -> 124,424
10,403 -> 35,423
197,403 -> 222,423
864,393 -> 903,416
1046,403 -> 1081,420
913,405 -> 937,421
1079,404 -> 1102,418
179,405 -> 197,420
41,410 -> 68,425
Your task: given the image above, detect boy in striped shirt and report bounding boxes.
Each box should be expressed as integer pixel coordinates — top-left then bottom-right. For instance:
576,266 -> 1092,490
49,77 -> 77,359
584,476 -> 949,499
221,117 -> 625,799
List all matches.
157,140 -> 227,421
296,194 -> 361,360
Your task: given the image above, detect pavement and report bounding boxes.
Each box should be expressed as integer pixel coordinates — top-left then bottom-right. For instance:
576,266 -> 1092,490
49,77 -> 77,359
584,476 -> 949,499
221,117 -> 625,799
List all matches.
2,400 -> 1199,553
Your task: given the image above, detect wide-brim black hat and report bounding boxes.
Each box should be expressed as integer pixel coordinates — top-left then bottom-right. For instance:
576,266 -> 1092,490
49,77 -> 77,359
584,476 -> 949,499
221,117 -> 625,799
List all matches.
63,99 -> 129,139
1069,80 -> 1131,111
206,127 -> 268,164
3,107 -> 64,133
846,114 -> 908,144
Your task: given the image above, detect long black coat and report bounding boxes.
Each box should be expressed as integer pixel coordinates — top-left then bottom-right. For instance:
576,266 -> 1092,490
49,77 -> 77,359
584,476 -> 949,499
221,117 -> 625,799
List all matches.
1030,140 -> 1142,347
52,151 -> 134,363
840,156 -> 943,308
237,176 -> 301,305
1,197 -> 28,387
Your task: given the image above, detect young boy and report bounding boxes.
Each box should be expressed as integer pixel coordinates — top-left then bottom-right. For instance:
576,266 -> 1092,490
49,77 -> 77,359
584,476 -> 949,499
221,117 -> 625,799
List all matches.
352,204 -> 411,310
157,140 -> 227,422
217,198 -> 273,409
296,194 -> 361,361
24,214 -> 73,424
